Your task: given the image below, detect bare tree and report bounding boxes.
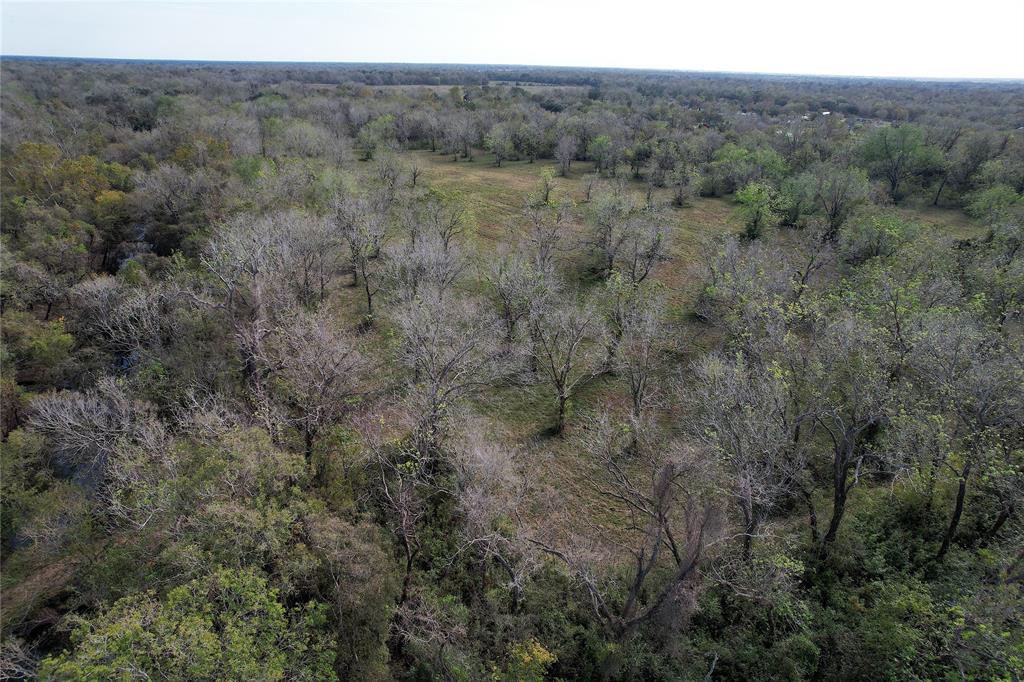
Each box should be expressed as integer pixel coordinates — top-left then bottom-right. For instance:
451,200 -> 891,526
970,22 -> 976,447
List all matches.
520,199 -> 574,275
384,233 -> 467,305
71,276 -> 179,363
335,194 -> 389,319
484,247 -> 537,348
0,638 -> 38,681
450,431 -> 538,611
201,211 -> 298,421
530,438 -> 721,679
417,189 -> 469,252
555,135 -> 577,176
614,286 -> 667,436
687,352 -> 803,560
28,378 -> 173,531
394,294 -> 504,455
373,442 -> 430,609
531,298 -> 602,434
588,182 -> 635,279
279,211 -> 342,307
269,310 -> 367,471
620,208 -> 668,284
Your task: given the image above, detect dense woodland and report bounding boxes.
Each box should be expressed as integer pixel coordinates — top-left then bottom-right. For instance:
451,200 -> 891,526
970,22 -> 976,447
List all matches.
1,58 -> 1022,680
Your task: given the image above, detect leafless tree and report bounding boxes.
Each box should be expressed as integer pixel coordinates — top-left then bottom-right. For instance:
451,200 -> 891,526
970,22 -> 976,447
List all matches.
620,208 -> 668,284
0,638 -> 38,680
384,233 -> 467,305
27,378 -> 173,531
614,286 -> 667,437
530,437 -> 722,679
449,431 -> 539,611
335,193 -> 389,319
484,247 -> 536,348
417,190 -> 469,252
268,310 -> 368,471
520,199 -> 574,276
394,294 -> 504,455
588,182 -> 635,279
374,443 -> 430,609
131,163 -> 210,226
687,352 -> 804,560
555,135 -> 577,176
531,298 -> 602,433
279,211 -> 342,307
71,276 -> 177,362
374,152 -> 403,203
201,211 -> 297,424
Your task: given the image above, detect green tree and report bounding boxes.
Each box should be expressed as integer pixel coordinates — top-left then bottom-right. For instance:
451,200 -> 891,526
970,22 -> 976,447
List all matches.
587,134 -> 620,176
736,181 -> 779,240
860,124 -> 943,203
39,568 -> 337,681
357,114 -> 396,161
965,184 -> 1023,221
800,162 -> 870,238
485,122 -> 515,167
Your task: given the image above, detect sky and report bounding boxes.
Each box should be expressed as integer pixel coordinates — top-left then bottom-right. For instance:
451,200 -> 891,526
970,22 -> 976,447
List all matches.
2,0 -> 1023,79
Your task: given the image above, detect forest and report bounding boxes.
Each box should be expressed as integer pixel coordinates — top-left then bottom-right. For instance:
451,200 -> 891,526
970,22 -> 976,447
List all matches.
0,58 -> 1022,680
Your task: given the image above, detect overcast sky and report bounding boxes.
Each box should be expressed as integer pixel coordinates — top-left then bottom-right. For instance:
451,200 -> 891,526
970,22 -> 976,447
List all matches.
3,0 -> 1023,79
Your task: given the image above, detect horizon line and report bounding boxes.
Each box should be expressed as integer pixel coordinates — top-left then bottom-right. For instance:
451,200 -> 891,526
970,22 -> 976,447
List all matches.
3,54 -> 1023,84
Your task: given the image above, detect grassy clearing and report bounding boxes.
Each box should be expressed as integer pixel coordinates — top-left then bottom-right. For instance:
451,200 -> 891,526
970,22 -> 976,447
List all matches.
406,149 -> 741,298
359,151 -> 979,525
895,202 -> 984,240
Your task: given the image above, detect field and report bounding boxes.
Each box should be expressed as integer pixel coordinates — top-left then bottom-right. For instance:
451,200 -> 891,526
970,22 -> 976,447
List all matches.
382,150 -> 982,528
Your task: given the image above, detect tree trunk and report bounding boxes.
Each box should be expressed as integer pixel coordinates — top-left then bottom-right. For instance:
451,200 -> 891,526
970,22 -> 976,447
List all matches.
932,175 -> 948,206
303,428 -> 315,468
362,270 -> 374,316
743,523 -> 755,562
936,465 -> 970,561
555,394 -> 568,434
982,505 -> 1013,545
821,462 -> 849,549
802,486 -> 820,545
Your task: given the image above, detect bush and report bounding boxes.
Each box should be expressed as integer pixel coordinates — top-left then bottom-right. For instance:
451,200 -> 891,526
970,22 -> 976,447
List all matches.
39,568 -> 337,681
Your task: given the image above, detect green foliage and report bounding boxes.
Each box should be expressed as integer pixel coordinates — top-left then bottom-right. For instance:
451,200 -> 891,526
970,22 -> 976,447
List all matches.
2,61 -> 1023,682
735,181 -> 779,239
965,184 -> 1023,221
233,155 -> 265,184
0,429 -> 49,546
860,124 -> 944,203
39,568 -> 337,681
357,114 -> 397,160
492,639 -> 556,682
587,134 -> 620,176
0,312 -> 75,385
838,208 -> 920,264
